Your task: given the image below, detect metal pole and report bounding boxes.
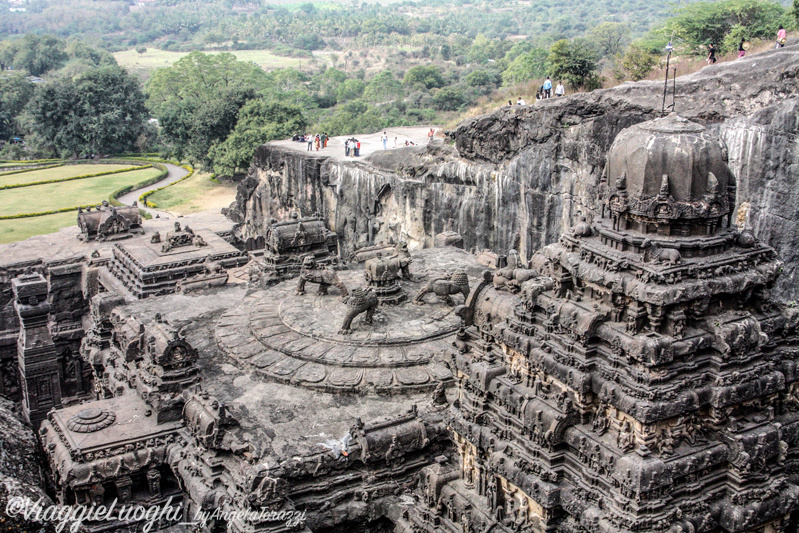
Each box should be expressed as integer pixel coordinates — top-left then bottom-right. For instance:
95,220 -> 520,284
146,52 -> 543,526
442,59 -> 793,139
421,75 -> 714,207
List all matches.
661,41 -> 673,117
671,67 -> 677,112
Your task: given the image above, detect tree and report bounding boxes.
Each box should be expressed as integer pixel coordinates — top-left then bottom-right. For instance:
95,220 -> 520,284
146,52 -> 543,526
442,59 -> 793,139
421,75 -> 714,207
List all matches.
547,39 -> 602,91
24,66 -> 147,157
0,73 -> 35,141
432,86 -> 464,111
794,0 -> 799,23
612,44 -> 659,81
0,34 -> 68,76
362,70 -> 402,102
440,44 -> 451,61
464,70 -> 501,88
146,52 -> 270,166
336,79 -> 367,102
663,0 -> 786,54
136,46 -> 147,55
587,22 -> 630,59
501,48 -> 548,85
209,100 -> 308,177
403,65 -> 445,90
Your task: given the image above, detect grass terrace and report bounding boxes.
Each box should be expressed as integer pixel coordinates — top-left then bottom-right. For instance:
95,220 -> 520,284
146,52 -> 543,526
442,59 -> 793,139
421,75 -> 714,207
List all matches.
0,163 -> 136,187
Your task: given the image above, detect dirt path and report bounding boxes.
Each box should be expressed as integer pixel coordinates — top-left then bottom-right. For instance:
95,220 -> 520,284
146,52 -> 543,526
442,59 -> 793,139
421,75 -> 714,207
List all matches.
117,162 -> 188,219
271,125 -> 441,161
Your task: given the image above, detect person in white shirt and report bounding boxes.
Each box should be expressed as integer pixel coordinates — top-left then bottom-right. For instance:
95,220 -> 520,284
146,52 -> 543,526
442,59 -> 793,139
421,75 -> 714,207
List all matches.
516,96 -> 526,105
555,81 -> 565,97
381,131 -> 388,149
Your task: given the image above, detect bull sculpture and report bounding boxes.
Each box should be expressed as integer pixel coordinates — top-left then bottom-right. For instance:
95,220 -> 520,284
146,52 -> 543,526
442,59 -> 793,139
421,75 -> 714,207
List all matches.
364,242 -> 412,286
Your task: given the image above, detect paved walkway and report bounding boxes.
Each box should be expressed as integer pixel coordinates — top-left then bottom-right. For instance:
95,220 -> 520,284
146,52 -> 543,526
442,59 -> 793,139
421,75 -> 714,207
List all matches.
271,125 -> 441,161
117,162 -> 188,219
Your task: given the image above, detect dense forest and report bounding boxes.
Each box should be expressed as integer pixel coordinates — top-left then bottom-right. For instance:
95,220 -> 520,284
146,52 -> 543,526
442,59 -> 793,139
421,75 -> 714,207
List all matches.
0,0 -> 797,177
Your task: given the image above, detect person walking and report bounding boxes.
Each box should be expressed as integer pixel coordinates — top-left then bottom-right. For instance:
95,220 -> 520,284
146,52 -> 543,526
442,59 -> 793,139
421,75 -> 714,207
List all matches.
381,131 -> 388,150
738,39 -> 747,59
323,132 -> 328,148
707,43 -> 717,64
315,134 -> 320,151
307,135 -> 313,151
427,128 -> 435,143
555,81 -> 565,97
543,76 -> 552,98
777,25 -> 787,48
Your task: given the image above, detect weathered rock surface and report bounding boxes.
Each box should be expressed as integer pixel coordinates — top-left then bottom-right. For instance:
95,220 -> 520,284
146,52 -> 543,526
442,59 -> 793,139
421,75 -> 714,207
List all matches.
231,44 -> 799,297
0,397 -> 73,533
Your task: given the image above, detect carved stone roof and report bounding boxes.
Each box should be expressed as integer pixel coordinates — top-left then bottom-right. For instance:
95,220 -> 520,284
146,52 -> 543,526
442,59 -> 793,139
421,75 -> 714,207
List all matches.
606,114 -> 735,223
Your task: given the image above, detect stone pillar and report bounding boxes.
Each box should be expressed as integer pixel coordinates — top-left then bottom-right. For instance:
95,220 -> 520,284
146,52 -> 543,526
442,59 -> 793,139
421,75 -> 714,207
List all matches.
147,466 -> 162,499
12,272 -> 62,429
115,475 -> 133,503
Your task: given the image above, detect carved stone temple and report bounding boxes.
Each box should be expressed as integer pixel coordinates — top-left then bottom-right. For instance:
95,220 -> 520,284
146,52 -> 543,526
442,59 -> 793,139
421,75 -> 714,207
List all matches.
3,112 -> 799,532
404,114 -> 799,532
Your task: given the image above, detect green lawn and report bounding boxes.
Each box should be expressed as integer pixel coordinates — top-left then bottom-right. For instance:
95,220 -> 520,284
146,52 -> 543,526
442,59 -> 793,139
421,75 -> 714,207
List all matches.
114,48 -> 320,75
0,211 -> 78,244
147,171 -> 237,215
0,167 -> 163,217
0,164 -> 134,187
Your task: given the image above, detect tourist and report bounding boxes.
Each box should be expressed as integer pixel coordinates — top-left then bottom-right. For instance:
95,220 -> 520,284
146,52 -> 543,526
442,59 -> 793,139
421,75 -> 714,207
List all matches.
355,139 -> 361,157
535,88 -> 542,101
507,100 -> 513,106
315,134 -> 321,151
555,81 -> 565,97
345,138 -> 350,157
307,135 -> 313,151
323,132 -> 328,148
427,128 -> 435,143
393,137 -> 398,148
777,25 -> 787,48
543,76 -> 552,98
707,43 -> 717,64
381,131 -> 388,150
738,39 -> 746,59
516,96 -> 526,105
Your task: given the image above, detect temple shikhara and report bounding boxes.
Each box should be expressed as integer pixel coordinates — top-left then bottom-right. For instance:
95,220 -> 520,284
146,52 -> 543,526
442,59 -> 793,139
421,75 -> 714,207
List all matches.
2,114 -> 799,533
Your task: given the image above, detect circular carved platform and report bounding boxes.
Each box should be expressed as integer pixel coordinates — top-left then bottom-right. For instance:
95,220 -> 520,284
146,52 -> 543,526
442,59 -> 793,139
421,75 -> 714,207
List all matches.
66,408 -> 116,433
215,268 -> 466,394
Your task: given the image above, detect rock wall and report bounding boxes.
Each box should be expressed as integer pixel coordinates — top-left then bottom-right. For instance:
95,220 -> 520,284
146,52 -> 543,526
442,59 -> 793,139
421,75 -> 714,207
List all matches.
231,44 -> 799,297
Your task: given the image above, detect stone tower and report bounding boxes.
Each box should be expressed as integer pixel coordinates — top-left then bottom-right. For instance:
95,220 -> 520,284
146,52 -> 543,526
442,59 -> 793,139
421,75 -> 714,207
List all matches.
13,271 -> 62,428
407,115 -> 799,532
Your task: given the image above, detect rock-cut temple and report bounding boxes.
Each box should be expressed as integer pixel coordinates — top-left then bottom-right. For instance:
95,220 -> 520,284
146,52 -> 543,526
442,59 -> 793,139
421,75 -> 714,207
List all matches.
2,114 -> 799,533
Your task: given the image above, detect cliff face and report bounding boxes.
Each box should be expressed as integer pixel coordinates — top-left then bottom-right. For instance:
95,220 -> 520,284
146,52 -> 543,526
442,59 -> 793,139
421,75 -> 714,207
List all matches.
231,44 -> 799,296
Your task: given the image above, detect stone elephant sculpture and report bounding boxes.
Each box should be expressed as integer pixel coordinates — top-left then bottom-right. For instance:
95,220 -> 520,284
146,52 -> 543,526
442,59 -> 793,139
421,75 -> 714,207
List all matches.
339,287 -> 379,335
296,257 -> 348,297
364,242 -> 412,286
413,270 -> 470,306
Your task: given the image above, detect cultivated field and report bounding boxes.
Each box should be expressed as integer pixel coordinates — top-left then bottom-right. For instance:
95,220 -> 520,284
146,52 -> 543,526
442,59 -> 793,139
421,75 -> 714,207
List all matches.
114,48 -> 327,76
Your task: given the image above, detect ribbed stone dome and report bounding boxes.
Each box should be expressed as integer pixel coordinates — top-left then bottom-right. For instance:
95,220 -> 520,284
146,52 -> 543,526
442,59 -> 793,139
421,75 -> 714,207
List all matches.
606,114 -> 735,223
